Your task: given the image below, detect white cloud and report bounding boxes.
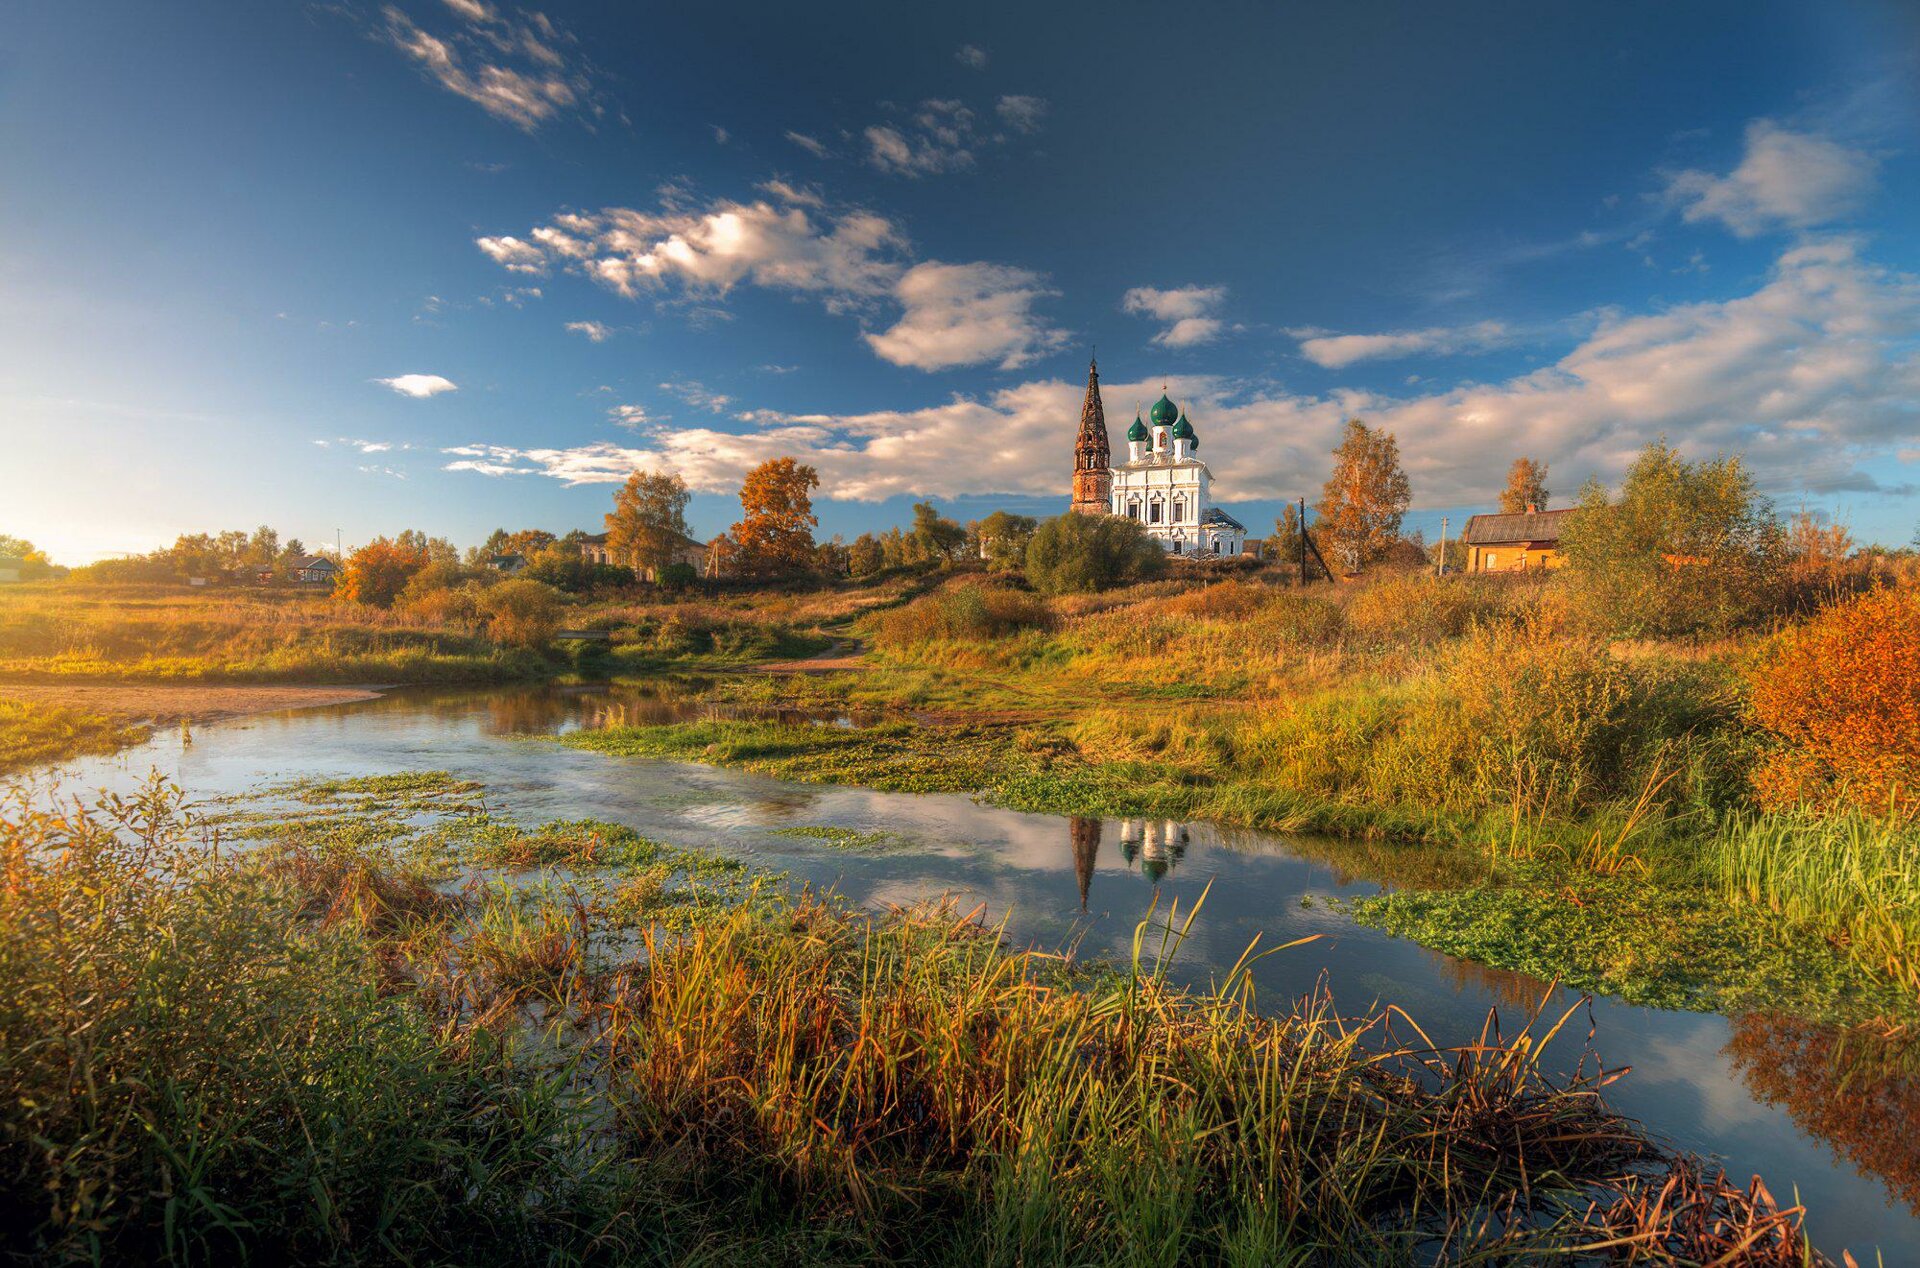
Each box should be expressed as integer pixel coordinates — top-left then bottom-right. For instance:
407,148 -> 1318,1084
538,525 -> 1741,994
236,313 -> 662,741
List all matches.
865,262 -> 1067,370
476,235 -> 547,272
608,404 -> 651,428
564,319 -> 612,341
1665,120 -> 1877,237
785,130 -> 832,159
710,124 -> 730,145
1297,320 -> 1514,368
1122,285 -> 1229,347
446,240 -> 1920,509
376,5 -> 597,132
995,95 -> 1048,134
955,44 -> 988,70
478,188 -> 1066,371
376,373 -> 459,398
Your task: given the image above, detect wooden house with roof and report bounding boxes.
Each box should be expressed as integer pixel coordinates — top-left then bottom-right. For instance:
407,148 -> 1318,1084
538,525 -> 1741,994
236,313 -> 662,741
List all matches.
1460,505 -> 1574,573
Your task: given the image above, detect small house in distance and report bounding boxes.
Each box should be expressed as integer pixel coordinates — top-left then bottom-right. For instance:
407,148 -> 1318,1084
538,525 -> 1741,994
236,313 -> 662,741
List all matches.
486,553 -> 529,576
287,554 -> 340,586
1460,506 -> 1574,573
577,531 -> 707,581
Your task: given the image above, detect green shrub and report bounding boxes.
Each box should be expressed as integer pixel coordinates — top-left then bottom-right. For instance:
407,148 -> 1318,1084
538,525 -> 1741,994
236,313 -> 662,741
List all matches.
1024,513 -> 1167,595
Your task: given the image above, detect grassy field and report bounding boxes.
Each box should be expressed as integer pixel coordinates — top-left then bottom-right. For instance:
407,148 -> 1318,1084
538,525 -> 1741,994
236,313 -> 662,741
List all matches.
0,777 -> 1828,1265
0,580 -> 859,686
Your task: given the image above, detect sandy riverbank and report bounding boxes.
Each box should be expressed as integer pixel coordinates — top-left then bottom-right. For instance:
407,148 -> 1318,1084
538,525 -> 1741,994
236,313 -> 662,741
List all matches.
0,683 -> 385,725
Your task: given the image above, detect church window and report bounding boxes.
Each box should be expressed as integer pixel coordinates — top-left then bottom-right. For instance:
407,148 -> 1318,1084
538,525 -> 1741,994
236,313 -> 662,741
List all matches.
1172,496 -> 1187,522
1125,499 -> 1140,521
1148,499 -> 1163,524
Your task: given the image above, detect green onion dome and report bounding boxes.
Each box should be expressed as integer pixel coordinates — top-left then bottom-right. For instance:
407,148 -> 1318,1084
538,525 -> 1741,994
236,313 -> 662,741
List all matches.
1171,413 -> 1195,440
1149,394 -> 1178,426
1126,414 -> 1149,442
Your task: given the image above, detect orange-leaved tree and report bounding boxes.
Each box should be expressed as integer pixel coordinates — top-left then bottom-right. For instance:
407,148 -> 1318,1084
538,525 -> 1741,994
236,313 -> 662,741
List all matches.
730,458 -> 819,576
1316,419 -> 1411,575
1748,586 -> 1920,816
337,536 -> 430,607
1498,458 -> 1550,514
606,469 -> 691,578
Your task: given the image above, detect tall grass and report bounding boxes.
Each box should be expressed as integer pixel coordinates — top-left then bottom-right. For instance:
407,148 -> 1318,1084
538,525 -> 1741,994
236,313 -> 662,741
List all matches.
0,779 -> 1835,1263
1715,808 -> 1920,992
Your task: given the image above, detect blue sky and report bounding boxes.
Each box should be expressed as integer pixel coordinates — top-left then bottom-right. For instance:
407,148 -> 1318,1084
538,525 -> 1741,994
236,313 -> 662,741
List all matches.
4,1 -> 1918,563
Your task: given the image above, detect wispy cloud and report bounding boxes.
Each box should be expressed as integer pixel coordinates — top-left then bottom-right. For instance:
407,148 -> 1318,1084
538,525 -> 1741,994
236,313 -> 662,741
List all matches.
376,373 -> 458,398
659,379 -> 733,412
1296,320 -> 1514,368
1122,285 -> 1230,348
785,130 -> 832,159
995,95 -> 1047,134
564,320 -> 613,341
955,44 -> 988,70
1664,119 -> 1877,237
372,3 -> 605,132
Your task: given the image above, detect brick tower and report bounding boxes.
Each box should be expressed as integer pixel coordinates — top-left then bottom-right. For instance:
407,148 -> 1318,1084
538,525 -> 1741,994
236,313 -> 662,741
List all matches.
1070,355 -> 1112,515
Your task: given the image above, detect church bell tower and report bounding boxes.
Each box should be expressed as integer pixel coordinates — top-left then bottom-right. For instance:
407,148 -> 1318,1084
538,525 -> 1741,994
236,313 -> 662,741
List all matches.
1070,356 -> 1112,515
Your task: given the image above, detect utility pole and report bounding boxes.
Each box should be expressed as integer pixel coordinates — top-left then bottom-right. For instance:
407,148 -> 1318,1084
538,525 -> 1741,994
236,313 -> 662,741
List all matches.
335,528 -> 343,560
1436,515 -> 1449,578
1297,496 -> 1307,588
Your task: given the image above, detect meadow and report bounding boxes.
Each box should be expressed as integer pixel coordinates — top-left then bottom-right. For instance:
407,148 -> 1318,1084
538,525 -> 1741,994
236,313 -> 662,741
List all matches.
2,555 -> 1917,1260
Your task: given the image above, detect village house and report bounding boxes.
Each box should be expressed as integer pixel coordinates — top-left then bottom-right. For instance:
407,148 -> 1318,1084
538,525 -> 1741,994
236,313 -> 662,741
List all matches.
1460,506 -> 1573,573
486,553 -> 529,576
0,557 -> 22,584
577,530 -> 708,581
287,554 -> 340,586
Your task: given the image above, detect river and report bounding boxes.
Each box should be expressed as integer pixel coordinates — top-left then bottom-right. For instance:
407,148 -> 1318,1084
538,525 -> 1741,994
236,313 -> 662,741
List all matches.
9,682 -> 1917,1260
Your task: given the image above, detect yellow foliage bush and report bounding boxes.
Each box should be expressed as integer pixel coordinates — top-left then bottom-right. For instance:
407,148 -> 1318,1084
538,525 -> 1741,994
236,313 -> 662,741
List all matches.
1748,586 -> 1920,816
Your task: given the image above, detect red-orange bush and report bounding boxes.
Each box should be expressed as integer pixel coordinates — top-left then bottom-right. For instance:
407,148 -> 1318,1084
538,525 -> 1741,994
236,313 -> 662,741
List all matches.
1748,587 -> 1920,815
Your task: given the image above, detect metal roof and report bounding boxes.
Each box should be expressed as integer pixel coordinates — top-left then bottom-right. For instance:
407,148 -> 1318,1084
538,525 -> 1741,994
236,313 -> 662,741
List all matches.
1460,508 -> 1574,545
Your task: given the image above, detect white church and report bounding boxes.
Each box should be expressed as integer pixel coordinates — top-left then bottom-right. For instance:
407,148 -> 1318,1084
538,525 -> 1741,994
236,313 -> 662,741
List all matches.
1069,360 -> 1251,557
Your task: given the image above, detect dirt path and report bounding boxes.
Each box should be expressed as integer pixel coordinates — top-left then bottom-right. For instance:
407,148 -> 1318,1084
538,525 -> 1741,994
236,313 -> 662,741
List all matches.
756,638 -> 866,674
0,683 -> 385,725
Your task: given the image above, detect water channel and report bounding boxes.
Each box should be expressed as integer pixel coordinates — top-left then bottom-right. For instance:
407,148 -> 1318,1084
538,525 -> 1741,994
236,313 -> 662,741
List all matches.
10,682 -> 1917,1259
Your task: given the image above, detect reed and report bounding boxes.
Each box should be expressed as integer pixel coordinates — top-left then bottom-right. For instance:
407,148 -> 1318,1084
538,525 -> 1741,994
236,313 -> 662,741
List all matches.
1715,807 -> 1920,993
0,778 -> 1837,1264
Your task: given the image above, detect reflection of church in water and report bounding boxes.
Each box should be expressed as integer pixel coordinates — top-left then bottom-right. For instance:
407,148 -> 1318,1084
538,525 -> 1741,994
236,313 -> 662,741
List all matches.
1069,816 -> 1191,910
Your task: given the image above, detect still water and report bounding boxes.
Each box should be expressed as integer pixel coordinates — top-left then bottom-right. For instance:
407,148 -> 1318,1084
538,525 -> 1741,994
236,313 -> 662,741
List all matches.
11,683 -> 1918,1260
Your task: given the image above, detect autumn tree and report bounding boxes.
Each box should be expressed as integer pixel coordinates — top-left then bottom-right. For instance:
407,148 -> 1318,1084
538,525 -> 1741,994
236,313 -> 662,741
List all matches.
730,458 -> 819,575
0,535 -> 54,579
1316,419 -> 1412,574
606,469 -> 692,578
848,533 -> 885,577
336,536 -> 431,607
813,535 -> 852,578
1499,458 -> 1550,514
910,502 -> 967,564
